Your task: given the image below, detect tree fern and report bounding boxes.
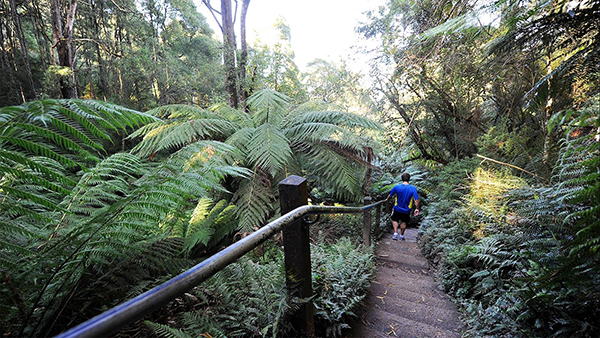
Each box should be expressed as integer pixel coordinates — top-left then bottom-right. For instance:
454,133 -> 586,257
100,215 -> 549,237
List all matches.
247,123 -> 293,177
551,95 -> 600,274
129,89 -> 382,232
0,99 -> 254,337
233,172 -> 276,232
247,88 -> 291,125
182,198 -> 238,257
145,321 -> 193,338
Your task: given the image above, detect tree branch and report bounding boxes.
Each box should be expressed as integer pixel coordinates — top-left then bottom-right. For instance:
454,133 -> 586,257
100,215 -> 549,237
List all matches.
202,0 -> 223,32
476,154 -> 545,181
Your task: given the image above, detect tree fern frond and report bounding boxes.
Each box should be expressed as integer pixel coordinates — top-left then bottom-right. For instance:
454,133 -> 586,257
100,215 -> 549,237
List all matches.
0,150 -> 75,187
77,100 -> 155,130
247,89 -> 291,125
145,321 -> 193,338
2,135 -> 80,169
284,122 -> 343,143
2,186 -> 65,212
247,123 -> 292,177
129,105 -> 235,158
12,123 -> 100,162
305,144 -> 361,201
0,163 -> 70,195
187,198 -> 214,235
210,102 -> 254,128
56,104 -> 112,142
226,127 -> 256,156
233,175 -> 276,232
285,110 -> 382,132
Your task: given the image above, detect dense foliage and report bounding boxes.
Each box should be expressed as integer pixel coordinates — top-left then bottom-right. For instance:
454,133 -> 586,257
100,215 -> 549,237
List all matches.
360,0 -> 599,336
129,89 -> 382,231
0,0 -> 224,108
0,90 -> 379,337
0,100 -> 250,337
144,236 -> 375,338
2,0 -> 599,337
417,96 -> 599,337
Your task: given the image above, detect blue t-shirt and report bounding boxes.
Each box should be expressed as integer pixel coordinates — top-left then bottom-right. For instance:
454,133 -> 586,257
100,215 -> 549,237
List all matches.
389,184 -> 419,214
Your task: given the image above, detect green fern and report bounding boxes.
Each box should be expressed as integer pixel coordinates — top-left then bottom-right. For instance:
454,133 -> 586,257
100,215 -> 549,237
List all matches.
181,198 -> 238,257
129,89 -> 382,231
0,99 -> 252,337
145,321 -> 193,338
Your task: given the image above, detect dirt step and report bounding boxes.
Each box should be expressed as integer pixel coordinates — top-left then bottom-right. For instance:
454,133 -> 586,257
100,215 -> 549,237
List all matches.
368,277 -> 459,312
347,227 -> 465,337
376,256 -> 431,276
372,265 -> 437,292
350,302 -> 463,338
374,295 -> 464,331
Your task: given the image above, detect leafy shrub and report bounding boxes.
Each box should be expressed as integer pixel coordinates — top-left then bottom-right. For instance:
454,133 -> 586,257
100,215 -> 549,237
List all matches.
145,237 -> 375,338
312,238 -> 375,337
146,255 -> 291,338
418,96 -> 600,337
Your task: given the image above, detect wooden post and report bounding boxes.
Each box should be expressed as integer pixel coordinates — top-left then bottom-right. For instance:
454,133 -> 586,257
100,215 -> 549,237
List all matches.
363,196 -> 372,247
375,202 -> 381,239
278,175 -> 314,337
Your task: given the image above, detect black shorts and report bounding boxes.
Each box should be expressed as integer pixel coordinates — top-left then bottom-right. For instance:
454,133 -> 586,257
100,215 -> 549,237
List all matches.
391,210 -> 410,223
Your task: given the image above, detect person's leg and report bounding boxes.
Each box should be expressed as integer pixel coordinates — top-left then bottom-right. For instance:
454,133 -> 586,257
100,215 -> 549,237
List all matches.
399,213 -> 410,240
391,211 -> 400,239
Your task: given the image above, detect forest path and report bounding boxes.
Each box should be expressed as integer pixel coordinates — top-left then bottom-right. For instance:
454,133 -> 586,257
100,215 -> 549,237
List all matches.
346,227 -> 465,338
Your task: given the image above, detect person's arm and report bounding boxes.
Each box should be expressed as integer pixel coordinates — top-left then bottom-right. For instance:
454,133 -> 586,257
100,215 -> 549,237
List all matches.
414,199 -> 420,216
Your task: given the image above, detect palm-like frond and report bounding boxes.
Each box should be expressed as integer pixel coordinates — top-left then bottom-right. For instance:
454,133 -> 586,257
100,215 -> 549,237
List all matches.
127,90 -> 382,232
303,144 -> 363,201
233,172 -> 276,232
182,199 -> 237,257
247,89 -> 291,125
129,105 -> 236,158
247,123 -> 293,177
145,321 -> 193,338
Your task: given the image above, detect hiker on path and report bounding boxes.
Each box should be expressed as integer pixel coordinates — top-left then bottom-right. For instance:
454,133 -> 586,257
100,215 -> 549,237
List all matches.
387,173 -> 420,240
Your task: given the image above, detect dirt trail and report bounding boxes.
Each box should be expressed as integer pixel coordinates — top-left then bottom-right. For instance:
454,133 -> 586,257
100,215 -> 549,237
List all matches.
346,227 -> 465,338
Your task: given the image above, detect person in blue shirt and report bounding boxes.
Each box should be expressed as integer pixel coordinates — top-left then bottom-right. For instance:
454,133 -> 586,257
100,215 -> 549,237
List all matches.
387,172 -> 420,240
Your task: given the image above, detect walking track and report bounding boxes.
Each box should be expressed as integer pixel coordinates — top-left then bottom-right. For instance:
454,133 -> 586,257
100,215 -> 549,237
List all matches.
346,227 -> 465,338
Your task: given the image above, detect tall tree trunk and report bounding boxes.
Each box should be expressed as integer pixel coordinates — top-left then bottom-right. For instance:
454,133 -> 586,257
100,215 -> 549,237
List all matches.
9,0 -> 36,100
0,18 -> 21,104
239,0 -> 251,110
221,0 -> 238,108
379,79 -> 448,164
93,0 -> 108,97
50,0 -> 78,98
30,1 -> 50,70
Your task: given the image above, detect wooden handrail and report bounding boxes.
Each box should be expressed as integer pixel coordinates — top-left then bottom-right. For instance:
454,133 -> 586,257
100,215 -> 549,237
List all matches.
54,176 -> 385,338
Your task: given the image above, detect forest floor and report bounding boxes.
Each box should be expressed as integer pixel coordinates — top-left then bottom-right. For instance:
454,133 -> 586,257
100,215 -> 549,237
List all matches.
346,227 -> 465,338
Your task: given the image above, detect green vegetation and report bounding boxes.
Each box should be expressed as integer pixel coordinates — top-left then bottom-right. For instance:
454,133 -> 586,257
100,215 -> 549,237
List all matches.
144,236 -> 374,338
1,0 -> 599,337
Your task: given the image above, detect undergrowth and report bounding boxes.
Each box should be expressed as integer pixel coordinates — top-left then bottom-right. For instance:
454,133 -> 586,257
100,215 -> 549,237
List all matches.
418,96 -> 600,337
145,237 -> 375,338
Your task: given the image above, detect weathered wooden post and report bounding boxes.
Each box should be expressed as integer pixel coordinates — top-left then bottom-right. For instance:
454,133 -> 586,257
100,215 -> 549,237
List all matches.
375,202 -> 382,239
363,196 -> 372,247
278,175 -> 314,337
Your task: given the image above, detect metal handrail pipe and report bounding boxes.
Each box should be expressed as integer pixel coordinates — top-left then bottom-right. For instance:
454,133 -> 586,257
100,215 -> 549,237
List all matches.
54,203 -> 382,338
361,199 -> 386,211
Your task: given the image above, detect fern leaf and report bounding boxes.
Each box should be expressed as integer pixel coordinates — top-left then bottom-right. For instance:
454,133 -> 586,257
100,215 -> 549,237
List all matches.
247,123 -> 292,177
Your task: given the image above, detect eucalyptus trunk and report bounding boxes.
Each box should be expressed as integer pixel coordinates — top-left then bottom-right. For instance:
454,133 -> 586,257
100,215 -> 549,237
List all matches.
9,0 -> 36,100
221,0 -> 238,108
50,0 -> 78,99
239,0 -> 251,110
